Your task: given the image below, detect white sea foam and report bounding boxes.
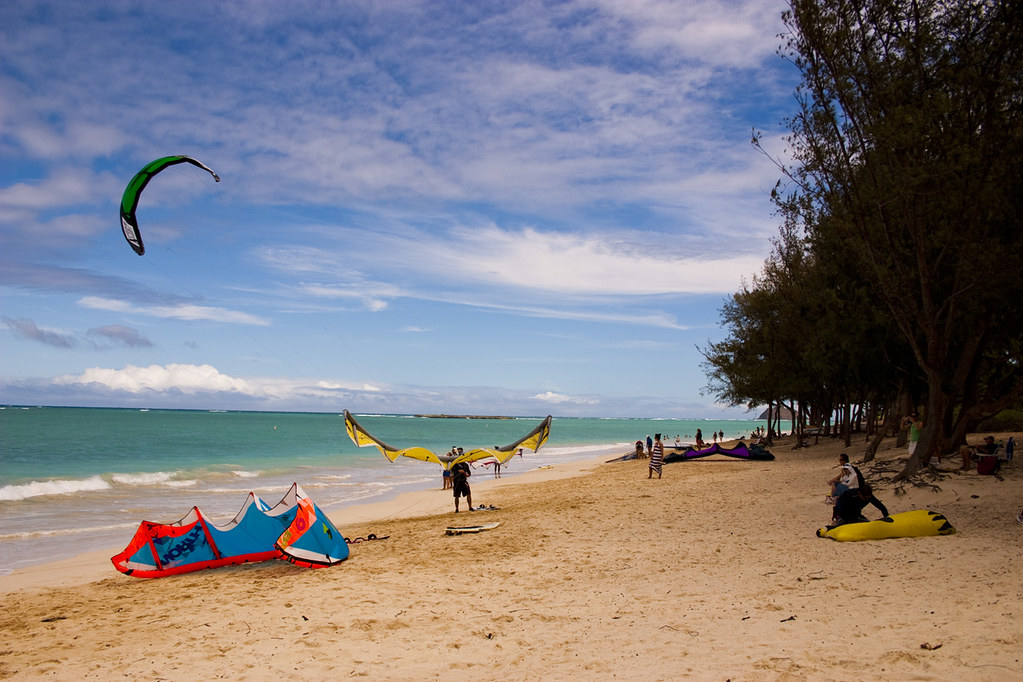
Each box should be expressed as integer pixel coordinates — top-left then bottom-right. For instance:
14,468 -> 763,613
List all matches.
232,470 -> 261,478
110,471 -> 175,486
0,476 -> 111,501
163,479 -> 199,488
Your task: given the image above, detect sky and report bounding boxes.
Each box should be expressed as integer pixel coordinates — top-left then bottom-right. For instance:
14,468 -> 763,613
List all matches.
0,0 -> 797,419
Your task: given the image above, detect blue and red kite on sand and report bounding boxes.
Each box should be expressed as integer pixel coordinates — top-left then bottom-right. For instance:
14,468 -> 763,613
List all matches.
111,483 -> 347,578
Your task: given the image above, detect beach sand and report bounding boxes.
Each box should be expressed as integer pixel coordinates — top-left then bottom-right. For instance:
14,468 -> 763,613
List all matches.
1,434 -> 1021,680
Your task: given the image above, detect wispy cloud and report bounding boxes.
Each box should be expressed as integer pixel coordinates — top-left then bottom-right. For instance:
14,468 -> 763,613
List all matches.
86,324 -> 154,348
4,317 -> 76,348
77,297 -> 270,326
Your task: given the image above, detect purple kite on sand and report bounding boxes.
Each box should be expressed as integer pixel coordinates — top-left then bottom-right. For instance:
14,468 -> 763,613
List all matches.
663,442 -> 775,463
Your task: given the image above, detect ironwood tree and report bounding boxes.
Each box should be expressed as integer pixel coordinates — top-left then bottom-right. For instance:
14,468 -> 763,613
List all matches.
768,0 -> 1023,476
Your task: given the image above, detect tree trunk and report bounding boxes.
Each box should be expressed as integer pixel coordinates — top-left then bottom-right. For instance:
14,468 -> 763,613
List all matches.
863,404 -> 893,463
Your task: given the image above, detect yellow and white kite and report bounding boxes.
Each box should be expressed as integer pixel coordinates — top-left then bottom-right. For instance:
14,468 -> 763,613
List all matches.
343,410 -> 552,470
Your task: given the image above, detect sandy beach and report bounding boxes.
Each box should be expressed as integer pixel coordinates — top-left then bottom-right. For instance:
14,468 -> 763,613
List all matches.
2,433 -> 1021,681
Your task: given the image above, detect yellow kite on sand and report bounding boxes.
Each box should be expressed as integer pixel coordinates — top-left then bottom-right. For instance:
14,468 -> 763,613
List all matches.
343,410 -> 552,470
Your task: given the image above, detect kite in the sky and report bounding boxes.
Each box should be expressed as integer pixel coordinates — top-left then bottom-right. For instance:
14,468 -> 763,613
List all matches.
120,155 -> 220,255
344,410 -> 553,470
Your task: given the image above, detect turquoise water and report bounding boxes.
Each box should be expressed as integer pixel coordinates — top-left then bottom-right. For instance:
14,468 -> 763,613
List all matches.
0,406 -> 777,573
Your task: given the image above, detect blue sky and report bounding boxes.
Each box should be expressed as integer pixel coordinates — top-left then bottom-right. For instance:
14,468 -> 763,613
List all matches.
1,0 -> 796,418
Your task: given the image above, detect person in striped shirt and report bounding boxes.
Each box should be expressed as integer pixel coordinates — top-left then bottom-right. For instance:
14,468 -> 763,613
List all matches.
648,433 -> 664,479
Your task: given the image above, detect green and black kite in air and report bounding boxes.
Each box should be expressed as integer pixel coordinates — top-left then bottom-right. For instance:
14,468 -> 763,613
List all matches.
120,155 -> 220,255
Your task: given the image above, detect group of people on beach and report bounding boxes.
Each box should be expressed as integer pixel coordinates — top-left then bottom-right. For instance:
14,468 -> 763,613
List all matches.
443,446 -> 526,512
636,427 -> 742,480
632,434 -> 666,478
904,412 -> 1008,473
825,428 -> 1012,528
439,447 -> 473,512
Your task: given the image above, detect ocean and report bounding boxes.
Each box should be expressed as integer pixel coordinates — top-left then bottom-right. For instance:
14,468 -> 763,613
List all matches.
0,406 -> 778,574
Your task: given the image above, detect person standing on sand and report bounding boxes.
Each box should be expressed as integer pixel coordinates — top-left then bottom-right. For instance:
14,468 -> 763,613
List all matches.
902,412 -> 923,456
696,428 -> 704,448
648,433 -> 664,479
451,459 -> 472,512
441,445 -> 454,488
646,434 -> 653,456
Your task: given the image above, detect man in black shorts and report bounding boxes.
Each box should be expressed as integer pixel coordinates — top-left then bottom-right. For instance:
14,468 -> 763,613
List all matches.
450,460 -> 472,512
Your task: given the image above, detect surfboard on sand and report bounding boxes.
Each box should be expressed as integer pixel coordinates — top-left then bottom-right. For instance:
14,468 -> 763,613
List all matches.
445,521 -> 500,535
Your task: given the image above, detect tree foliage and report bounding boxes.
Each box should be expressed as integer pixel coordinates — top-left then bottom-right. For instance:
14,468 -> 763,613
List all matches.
705,0 -> 1023,476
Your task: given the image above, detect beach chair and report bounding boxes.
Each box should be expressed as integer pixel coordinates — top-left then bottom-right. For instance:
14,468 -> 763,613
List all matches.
977,442 -> 1004,475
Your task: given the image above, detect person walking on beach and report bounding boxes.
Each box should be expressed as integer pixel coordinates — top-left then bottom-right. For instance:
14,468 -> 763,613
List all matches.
646,435 -> 653,456
648,433 -> 664,479
695,428 -> 704,448
451,460 -> 472,512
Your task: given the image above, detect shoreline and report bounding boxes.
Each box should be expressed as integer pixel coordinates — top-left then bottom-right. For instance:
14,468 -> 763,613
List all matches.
0,452 -> 614,595
3,434 -> 1020,679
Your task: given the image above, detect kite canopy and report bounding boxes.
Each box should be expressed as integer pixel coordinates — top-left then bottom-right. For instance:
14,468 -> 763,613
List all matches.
111,483 -> 347,578
663,442 -> 775,463
344,410 -> 552,470
120,155 -> 220,255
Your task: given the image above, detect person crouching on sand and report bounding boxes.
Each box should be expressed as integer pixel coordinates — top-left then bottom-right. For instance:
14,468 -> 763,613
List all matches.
648,433 -> 664,479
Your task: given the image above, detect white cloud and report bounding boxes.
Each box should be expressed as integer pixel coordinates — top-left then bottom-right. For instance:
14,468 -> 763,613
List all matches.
386,225 -> 766,297
532,390 -> 599,406
52,363 -> 382,401
54,364 -> 258,395
316,379 -> 381,392
77,297 -> 270,326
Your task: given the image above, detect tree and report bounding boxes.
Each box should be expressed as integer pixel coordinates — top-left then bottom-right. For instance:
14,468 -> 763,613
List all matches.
770,0 -> 1023,477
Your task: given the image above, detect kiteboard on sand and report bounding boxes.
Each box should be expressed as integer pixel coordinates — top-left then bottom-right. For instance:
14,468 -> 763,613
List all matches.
445,521 -> 500,536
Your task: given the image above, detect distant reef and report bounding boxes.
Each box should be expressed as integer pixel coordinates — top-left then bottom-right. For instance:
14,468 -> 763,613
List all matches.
415,414 -> 514,420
